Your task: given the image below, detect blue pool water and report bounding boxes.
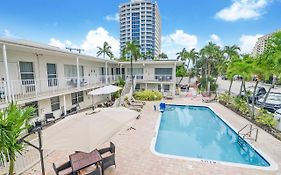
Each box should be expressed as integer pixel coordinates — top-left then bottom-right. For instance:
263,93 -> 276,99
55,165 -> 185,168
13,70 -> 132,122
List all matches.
154,105 -> 270,167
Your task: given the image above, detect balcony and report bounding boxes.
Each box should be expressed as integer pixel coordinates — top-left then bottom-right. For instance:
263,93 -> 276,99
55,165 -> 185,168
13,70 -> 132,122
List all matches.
0,75 -> 118,106
127,74 -> 173,83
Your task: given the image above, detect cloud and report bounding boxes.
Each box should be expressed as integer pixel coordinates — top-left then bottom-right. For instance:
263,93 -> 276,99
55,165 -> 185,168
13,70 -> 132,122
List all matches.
105,13 -> 119,22
209,34 -> 223,47
239,34 -> 263,53
81,27 -> 119,58
2,29 -> 19,38
49,38 -> 73,49
162,30 -> 198,59
215,0 -> 270,21
49,27 -> 119,58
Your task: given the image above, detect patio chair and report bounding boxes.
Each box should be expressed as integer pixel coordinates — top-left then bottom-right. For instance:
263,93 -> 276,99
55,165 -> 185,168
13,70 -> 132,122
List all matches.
128,99 -> 144,107
123,101 -> 142,112
45,113 -> 55,124
52,161 -> 73,175
131,97 -> 146,105
98,142 -> 116,174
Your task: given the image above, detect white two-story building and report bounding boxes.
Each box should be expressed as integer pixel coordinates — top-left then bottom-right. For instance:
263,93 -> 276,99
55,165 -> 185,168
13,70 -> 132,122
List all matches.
0,38 -> 181,121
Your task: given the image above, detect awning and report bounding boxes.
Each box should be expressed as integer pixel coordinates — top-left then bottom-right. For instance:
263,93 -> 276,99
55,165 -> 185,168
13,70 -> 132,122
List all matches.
88,85 -> 122,96
42,107 -> 138,152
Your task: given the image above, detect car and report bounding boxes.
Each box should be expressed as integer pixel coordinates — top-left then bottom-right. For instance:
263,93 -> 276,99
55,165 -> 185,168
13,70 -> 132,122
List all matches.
241,86 -> 266,103
257,92 -> 281,113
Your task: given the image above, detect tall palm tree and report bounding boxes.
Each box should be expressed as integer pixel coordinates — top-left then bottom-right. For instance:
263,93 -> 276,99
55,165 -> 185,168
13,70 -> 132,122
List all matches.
123,40 -> 140,88
97,41 -> 114,59
186,48 -> 199,69
176,48 -> 188,62
0,103 -> 35,175
223,45 -> 240,61
200,42 -> 221,93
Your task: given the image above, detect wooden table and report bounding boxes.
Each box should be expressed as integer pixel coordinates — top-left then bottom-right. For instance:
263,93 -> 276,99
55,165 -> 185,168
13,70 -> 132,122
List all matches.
69,150 -> 102,173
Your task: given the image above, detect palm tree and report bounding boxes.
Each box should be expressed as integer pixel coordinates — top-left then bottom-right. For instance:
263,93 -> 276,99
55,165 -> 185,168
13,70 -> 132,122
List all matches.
176,48 -> 188,62
0,103 -> 35,175
97,41 -> 114,59
145,50 -> 154,60
223,45 -> 240,61
158,52 -> 168,60
200,42 -> 221,93
123,40 -> 140,88
186,48 -> 199,69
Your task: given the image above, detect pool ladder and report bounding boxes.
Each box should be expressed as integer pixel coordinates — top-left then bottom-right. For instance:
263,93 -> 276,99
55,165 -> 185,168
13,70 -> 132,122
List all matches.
238,124 -> 259,142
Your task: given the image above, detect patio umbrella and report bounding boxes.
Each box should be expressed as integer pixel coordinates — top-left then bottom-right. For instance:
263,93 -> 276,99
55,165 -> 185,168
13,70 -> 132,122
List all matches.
88,85 -> 122,96
42,107 -> 138,152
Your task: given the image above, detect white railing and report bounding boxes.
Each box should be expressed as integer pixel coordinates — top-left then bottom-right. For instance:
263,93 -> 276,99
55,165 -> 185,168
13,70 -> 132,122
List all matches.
1,75 -> 118,103
126,74 -> 174,82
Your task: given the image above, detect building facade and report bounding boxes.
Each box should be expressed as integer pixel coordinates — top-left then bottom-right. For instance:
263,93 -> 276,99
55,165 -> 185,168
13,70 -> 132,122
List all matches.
0,38 -> 179,122
252,29 -> 281,56
119,0 -> 161,57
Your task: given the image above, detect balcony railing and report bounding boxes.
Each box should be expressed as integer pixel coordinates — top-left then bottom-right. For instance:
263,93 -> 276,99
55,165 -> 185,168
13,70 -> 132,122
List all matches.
0,75 -> 118,104
129,74 -> 173,82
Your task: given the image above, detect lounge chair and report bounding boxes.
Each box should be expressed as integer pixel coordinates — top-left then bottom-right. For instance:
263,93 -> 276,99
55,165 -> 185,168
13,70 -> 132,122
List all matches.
86,106 -> 101,115
163,92 -> 173,100
98,142 -> 116,174
131,97 -> 146,105
127,100 -> 144,107
52,161 -> 73,175
123,101 -> 142,112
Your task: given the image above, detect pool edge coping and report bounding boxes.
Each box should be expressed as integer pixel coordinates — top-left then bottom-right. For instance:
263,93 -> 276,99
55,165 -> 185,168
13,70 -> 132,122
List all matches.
150,103 -> 279,171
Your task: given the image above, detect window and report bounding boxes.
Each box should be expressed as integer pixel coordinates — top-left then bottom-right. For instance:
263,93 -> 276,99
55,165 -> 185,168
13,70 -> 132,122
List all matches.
19,62 -> 34,80
71,91 -> 84,105
47,63 -> 57,87
64,65 -> 84,78
163,85 -> 170,92
127,68 -> 143,77
155,68 -> 173,81
51,96 -> 60,111
135,84 -> 140,91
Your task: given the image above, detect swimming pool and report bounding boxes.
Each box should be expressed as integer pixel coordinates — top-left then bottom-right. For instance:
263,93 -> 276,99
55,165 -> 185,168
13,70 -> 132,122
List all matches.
152,104 -> 275,169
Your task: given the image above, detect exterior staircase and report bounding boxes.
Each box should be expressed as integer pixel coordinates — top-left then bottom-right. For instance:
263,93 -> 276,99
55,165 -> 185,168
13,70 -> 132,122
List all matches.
114,77 -> 133,107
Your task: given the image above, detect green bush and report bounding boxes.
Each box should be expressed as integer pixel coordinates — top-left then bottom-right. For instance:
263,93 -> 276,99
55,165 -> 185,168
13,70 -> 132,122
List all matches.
133,90 -> 163,101
218,92 -> 231,103
256,109 -> 277,128
117,76 -> 125,87
233,96 -> 249,115
198,76 -> 218,92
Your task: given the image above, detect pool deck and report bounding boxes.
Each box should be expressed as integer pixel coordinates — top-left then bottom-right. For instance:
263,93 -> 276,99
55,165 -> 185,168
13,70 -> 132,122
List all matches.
23,96 -> 281,175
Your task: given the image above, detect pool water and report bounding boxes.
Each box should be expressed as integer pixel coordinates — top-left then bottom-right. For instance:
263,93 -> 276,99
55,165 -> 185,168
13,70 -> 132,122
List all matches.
154,105 -> 270,167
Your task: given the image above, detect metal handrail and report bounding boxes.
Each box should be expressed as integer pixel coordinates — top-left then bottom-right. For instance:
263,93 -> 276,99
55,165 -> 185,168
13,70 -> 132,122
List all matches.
238,124 -> 259,141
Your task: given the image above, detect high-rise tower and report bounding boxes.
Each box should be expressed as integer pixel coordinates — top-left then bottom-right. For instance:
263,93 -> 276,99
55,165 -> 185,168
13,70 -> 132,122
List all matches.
119,0 -> 161,57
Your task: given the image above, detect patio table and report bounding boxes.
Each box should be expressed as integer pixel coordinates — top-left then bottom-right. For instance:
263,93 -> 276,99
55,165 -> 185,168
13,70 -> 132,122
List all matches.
69,149 -> 102,173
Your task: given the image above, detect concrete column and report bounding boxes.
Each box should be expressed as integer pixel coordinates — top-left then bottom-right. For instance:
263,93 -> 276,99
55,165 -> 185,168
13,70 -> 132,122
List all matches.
2,44 -> 12,102
76,56 -> 80,88
105,62 -> 108,84
119,64 -> 122,79
63,95 -> 67,115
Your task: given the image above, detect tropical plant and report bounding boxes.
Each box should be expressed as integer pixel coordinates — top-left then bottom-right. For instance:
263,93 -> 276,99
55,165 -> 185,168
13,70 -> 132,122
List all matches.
176,48 -> 187,62
97,41 -> 114,59
145,50 -> 154,60
256,109 -> 277,129
199,42 -> 221,93
133,90 -> 163,101
0,103 -> 35,175
176,65 -> 188,85
117,76 -> 125,87
223,45 -> 240,61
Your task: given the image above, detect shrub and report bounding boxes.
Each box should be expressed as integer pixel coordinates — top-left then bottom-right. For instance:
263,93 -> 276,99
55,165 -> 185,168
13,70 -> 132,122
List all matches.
218,92 -> 230,103
133,90 -> 163,101
233,96 -> 249,115
117,76 -> 125,87
256,109 -> 277,128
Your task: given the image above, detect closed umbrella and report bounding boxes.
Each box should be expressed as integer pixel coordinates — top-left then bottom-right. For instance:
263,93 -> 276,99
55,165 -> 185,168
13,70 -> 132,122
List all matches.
42,107 -> 138,152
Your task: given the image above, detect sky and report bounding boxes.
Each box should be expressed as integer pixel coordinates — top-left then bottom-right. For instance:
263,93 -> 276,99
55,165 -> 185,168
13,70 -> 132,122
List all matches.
0,0 -> 281,59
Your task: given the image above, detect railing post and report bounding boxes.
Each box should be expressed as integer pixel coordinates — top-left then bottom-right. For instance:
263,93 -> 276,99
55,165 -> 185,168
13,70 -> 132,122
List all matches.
10,81 -> 15,102
35,79 -> 38,98
2,44 -> 12,102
